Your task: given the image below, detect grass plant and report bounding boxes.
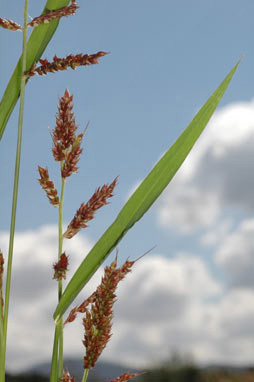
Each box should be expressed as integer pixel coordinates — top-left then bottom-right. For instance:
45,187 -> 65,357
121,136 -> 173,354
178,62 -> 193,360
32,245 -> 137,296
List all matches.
0,1 -> 240,381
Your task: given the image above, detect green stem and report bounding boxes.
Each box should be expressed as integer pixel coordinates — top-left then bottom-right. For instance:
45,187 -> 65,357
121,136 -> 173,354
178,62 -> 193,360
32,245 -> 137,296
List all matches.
50,176 -> 65,382
82,369 -> 89,382
0,1 -> 29,381
58,177 -> 65,380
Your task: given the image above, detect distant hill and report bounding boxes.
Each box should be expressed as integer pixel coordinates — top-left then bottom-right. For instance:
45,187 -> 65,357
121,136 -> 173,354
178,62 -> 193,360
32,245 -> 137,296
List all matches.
7,359 -> 252,382
25,358 -> 140,381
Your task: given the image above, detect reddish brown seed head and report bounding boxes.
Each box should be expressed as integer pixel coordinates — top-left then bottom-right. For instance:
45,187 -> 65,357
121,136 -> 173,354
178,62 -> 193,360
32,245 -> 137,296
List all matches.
38,166 -> 60,207
0,251 -> 4,274
53,253 -> 69,280
110,372 -> 145,382
81,256 -> 135,369
60,370 -> 75,382
0,17 -> 23,31
27,0 -> 79,28
25,51 -> 108,77
63,177 -> 118,239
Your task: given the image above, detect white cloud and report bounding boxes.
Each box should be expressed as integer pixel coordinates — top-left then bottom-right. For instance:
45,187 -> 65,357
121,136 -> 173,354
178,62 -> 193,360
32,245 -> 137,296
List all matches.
0,226 -> 253,373
201,219 -> 233,247
215,218 -> 254,290
157,100 -> 254,234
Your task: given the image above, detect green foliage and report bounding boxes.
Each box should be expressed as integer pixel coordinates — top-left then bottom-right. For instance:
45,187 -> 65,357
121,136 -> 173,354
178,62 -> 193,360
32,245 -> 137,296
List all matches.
53,60 -> 240,322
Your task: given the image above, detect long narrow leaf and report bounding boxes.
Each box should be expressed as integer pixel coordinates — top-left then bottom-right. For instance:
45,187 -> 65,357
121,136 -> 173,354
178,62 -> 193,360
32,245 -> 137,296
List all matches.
54,60 -> 240,322
0,0 -> 70,140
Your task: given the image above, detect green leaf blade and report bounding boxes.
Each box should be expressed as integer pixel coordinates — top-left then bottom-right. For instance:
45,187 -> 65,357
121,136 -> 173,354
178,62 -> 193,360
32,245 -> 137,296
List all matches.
0,0 -> 70,140
54,61 -> 240,322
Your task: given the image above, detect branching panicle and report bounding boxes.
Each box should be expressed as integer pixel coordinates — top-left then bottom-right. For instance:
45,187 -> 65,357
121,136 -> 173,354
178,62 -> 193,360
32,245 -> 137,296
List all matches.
26,51 -> 108,77
63,177 -> 118,239
27,0 -> 79,28
0,17 -> 23,31
38,166 -> 60,207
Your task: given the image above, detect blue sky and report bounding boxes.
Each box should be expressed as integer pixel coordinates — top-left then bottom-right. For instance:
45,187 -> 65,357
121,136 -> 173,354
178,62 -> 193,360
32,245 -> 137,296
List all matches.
0,0 -> 253,374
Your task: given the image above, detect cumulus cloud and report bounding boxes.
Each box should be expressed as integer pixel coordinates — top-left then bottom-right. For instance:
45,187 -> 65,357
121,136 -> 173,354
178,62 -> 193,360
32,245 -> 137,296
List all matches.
0,226 -> 253,373
215,218 -> 254,290
0,225 -> 93,371
157,100 -> 254,233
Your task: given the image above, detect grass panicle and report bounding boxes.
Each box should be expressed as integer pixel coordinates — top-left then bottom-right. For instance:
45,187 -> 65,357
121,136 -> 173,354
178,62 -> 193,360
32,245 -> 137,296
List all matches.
82,256 -> 134,369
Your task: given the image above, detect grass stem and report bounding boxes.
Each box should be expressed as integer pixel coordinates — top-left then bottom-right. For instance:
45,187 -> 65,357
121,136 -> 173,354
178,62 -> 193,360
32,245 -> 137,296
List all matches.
82,369 -> 89,382
0,1 -> 29,381
50,176 -> 66,382
58,176 -> 65,380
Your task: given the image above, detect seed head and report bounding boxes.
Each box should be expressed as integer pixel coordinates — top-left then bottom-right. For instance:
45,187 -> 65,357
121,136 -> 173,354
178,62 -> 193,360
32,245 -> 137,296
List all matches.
52,89 -> 78,162
0,251 -> 4,275
60,370 -> 75,382
26,51 -> 108,77
0,17 -> 23,31
38,166 -> 60,207
53,253 -> 69,281
81,256 -> 134,369
110,372 -> 145,382
63,177 -> 118,239
28,0 -> 79,28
